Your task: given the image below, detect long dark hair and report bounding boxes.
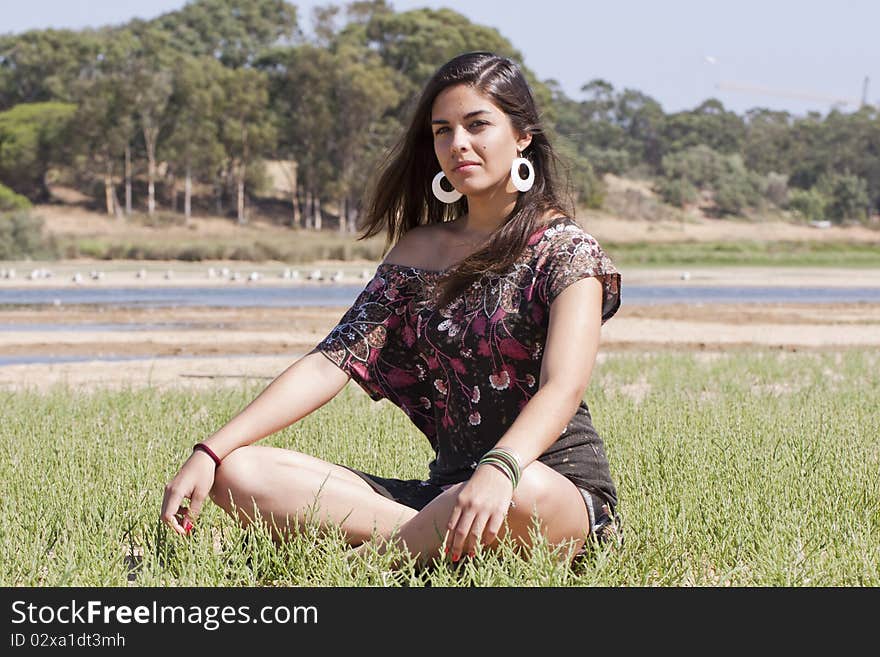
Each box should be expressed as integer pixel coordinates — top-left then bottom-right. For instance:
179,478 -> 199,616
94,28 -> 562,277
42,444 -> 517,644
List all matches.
357,51 -> 575,307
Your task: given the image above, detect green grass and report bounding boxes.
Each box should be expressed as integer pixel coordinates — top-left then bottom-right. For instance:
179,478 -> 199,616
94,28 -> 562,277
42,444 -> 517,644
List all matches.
52,229 -> 387,264
606,240 -> 880,268
1,349 -> 878,586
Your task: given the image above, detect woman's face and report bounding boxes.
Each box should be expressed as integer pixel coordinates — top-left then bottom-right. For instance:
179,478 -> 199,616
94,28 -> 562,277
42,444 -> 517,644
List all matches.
430,84 -> 531,197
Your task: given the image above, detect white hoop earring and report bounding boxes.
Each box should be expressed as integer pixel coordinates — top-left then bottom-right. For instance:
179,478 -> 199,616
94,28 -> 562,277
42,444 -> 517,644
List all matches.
510,152 -> 534,192
432,170 -> 462,203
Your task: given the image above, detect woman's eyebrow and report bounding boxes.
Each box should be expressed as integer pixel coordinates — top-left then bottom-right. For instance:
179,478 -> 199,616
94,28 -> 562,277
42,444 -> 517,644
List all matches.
431,109 -> 491,125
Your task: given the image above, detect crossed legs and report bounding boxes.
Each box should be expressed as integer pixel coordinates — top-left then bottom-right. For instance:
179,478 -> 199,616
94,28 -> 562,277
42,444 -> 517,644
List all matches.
209,445 -> 590,568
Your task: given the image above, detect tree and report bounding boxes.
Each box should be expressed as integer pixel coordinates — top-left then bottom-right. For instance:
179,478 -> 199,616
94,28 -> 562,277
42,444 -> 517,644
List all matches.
818,172 -> 870,223
0,102 -> 76,201
0,29 -> 100,109
162,55 -> 227,222
661,99 -> 745,158
149,0 -> 301,68
217,67 -> 276,224
125,29 -> 175,216
68,34 -> 140,217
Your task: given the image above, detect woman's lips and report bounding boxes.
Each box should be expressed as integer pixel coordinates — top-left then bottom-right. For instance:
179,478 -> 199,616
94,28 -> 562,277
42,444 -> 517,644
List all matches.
454,164 -> 479,172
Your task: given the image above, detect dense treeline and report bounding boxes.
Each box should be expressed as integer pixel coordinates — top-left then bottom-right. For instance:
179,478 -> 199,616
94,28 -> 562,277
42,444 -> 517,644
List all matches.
0,0 -> 878,254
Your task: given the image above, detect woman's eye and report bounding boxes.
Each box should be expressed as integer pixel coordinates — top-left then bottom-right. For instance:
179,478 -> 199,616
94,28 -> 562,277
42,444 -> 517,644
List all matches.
434,121 -> 487,136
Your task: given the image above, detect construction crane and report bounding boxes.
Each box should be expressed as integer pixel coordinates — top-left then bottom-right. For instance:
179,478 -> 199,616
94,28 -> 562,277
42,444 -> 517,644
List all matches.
715,76 -> 873,111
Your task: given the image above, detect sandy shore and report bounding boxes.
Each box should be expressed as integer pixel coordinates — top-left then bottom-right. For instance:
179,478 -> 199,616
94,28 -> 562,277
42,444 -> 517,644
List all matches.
1,298 -> 877,392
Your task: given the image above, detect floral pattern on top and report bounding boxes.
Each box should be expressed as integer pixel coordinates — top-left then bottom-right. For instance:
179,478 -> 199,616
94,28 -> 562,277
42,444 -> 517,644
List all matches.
317,216 -> 621,489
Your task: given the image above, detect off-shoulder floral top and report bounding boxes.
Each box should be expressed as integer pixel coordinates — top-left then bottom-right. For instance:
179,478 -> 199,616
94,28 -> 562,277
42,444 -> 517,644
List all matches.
317,216 -> 621,507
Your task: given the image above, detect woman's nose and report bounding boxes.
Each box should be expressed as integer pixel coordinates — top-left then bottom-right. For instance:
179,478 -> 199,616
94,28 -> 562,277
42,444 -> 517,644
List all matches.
449,125 -> 471,152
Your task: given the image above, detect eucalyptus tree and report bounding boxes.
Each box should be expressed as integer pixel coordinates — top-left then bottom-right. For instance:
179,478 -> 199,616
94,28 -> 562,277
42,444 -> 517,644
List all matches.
660,99 -> 746,158
0,102 -> 76,201
259,43 -> 336,228
161,54 -> 227,222
149,0 -> 301,68
68,33 -> 140,217
122,27 -> 176,216
217,66 -> 276,224
322,20 -> 406,232
0,29 -> 100,110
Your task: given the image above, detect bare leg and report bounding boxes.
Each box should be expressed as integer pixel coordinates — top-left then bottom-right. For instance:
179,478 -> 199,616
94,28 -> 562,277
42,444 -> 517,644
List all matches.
359,461 -> 591,568
211,447 -> 589,569
209,445 -> 418,544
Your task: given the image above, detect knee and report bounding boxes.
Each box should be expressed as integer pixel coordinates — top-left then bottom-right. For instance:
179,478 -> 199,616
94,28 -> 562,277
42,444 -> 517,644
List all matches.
210,446 -> 258,507
508,464 -> 549,527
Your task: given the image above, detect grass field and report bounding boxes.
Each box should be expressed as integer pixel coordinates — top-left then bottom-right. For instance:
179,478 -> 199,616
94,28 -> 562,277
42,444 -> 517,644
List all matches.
2,349 -> 878,586
49,232 -> 880,268
605,240 -> 880,267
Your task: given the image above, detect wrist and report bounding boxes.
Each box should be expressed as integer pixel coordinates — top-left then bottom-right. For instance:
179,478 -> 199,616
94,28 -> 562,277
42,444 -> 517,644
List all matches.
192,442 -> 222,468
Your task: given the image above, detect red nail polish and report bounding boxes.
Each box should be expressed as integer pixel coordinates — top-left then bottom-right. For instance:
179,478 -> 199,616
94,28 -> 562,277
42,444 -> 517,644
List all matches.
452,554 -> 459,562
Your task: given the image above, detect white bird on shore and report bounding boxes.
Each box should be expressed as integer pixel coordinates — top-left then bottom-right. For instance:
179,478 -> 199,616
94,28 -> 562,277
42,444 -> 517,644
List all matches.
207,267 -> 216,279
307,269 -> 323,281
248,271 -> 261,282
680,271 -> 691,281
164,270 -> 174,280
136,269 -> 146,279
360,269 -> 371,280
5,268 -> 15,279
221,267 -> 230,278
90,270 -> 104,280
230,271 -> 241,281
72,272 -> 83,284
28,269 -> 40,280
330,270 -> 344,283
281,267 -> 292,279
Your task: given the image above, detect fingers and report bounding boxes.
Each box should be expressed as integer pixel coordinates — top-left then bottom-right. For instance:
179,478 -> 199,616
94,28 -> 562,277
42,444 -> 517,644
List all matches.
160,484 -> 187,535
446,508 -> 474,562
465,512 -> 491,558
161,483 -> 199,536
484,512 -> 506,547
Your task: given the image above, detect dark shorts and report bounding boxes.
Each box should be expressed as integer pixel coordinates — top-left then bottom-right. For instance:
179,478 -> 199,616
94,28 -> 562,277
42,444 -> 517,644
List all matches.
337,464 -> 619,545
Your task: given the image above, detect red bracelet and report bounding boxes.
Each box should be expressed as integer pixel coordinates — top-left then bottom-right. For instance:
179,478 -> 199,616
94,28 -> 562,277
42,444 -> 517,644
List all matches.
193,443 -> 222,468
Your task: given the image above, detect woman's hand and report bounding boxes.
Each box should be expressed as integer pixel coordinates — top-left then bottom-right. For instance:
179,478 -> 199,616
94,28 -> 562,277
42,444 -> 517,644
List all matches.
445,464 -> 515,562
160,449 -> 217,536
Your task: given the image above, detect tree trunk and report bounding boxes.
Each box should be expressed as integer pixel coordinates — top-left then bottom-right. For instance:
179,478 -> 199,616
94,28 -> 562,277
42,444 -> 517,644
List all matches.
124,145 -> 132,216
304,189 -> 312,230
147,155 -> 156,216
347,199 -> 357,233
314,195 -> 322,231
104,162 -> 115,217
237,162 -> 246,225
184,166 -> 192,223
339,196 -> 346,233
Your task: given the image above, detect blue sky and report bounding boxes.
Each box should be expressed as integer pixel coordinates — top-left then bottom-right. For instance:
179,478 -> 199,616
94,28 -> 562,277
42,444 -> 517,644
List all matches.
3,0 -> 878,116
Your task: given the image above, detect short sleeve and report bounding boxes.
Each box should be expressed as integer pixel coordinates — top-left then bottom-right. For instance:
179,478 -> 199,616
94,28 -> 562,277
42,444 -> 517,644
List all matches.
316,272 -> 399,401
535,221 -> 621,323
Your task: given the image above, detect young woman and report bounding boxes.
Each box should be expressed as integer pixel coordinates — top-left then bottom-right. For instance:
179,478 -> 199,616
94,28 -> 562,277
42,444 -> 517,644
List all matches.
160,51 -> 621,568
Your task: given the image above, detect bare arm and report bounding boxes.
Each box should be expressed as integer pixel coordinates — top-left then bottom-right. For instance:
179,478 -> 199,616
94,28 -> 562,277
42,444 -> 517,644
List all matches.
160,348 -> 350,533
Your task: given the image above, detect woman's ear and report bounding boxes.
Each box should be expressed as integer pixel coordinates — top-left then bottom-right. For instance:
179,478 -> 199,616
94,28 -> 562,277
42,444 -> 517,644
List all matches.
516,132 -> 533,153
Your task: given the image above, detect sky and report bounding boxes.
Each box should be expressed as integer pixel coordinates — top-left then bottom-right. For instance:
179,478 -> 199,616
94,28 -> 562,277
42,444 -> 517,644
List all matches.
2,0 -> 878,116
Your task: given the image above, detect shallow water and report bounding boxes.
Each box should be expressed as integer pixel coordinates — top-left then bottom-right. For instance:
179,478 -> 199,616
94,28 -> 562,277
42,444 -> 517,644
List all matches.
2,284 -> 880,309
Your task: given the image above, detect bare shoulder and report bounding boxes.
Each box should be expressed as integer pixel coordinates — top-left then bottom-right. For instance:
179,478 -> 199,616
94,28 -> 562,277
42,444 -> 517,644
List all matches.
382,223 -> 448,267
